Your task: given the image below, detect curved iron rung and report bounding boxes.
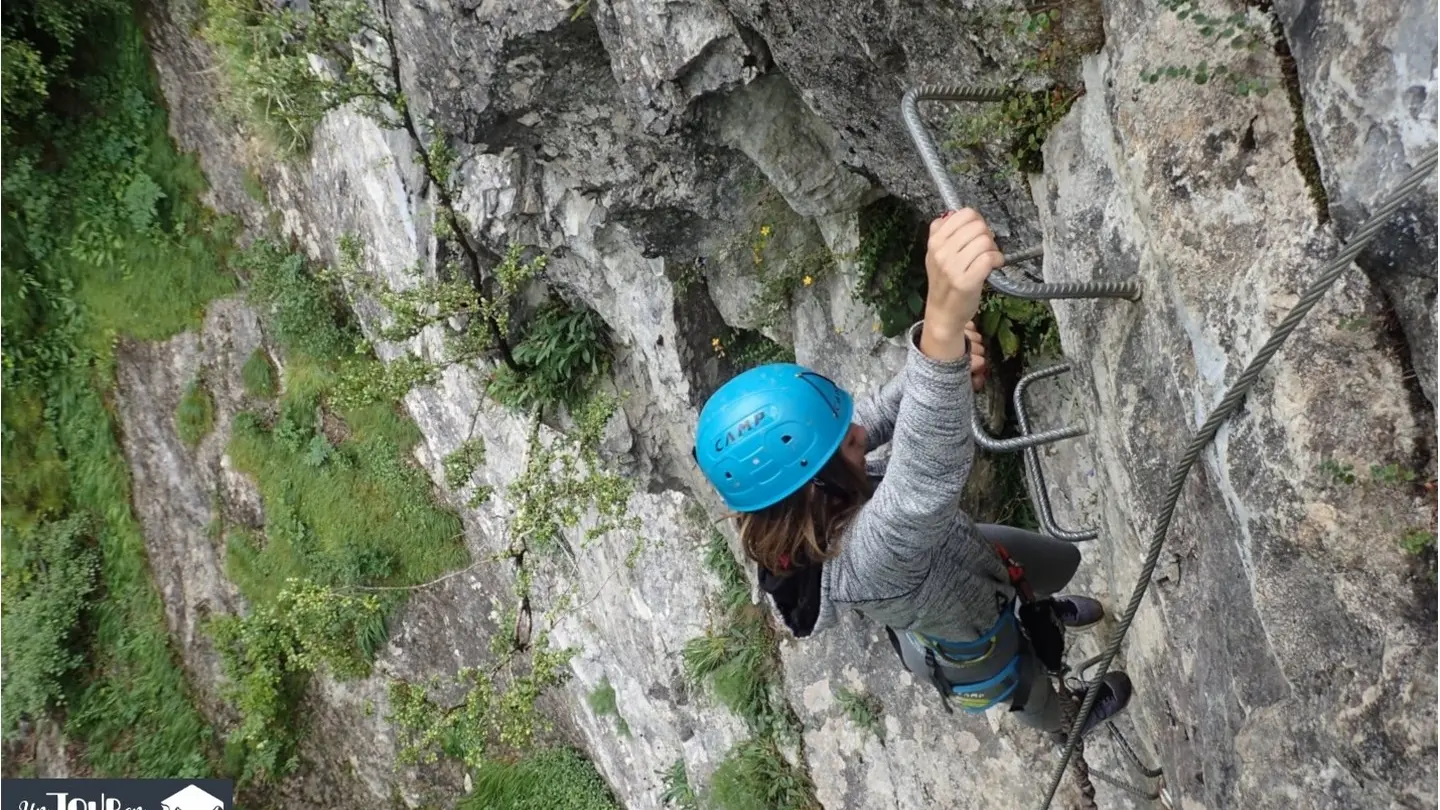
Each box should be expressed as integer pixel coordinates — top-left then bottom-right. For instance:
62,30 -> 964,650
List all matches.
900,86 -> 1142,302
1013,364 -> 1098,542
971,404 -> 1086,452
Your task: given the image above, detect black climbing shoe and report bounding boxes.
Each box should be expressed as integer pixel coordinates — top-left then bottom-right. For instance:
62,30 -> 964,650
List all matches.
1051,595 -> 1104,631
1052,672 -> 1134,745
1079,672 -> 1133,738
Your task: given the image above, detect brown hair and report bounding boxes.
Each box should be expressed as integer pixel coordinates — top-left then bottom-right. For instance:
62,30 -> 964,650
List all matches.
735,453 -> 874,574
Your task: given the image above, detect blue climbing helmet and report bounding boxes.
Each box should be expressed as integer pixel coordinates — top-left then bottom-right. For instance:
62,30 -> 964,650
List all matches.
694,363 -> 855,512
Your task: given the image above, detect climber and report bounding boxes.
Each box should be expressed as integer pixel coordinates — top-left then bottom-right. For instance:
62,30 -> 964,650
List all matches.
692,208 -> 1132,740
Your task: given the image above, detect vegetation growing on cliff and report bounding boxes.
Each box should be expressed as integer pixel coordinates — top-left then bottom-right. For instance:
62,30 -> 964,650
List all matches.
1,0 -> 237,776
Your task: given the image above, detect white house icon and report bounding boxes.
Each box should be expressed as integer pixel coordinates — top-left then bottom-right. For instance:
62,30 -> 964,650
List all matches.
160,784 -> 226,810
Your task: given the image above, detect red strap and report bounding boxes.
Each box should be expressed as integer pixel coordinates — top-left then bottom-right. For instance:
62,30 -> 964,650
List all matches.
992,542 -> 1035,604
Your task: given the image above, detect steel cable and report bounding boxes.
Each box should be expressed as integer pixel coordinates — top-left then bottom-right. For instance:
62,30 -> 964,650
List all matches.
1036,149 -> 1438,809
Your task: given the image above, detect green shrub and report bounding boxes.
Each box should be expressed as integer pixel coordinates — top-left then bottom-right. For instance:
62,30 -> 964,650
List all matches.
945,88 -> 1078,177
388,633 -> 576,771
1401,529 -> 1436,556
209,580 -> 384,783
849,201 -> 925,337
708,739 -> 816,810
175,377 -> 216,448
198,0 -> 378,152
505,396 -> 636,560
443,437 -> 488,491
234,238 -> 355,361
976,293 -> 1061,361
241,348 -> 277,398
1,514 -> 102,732
710,327 -> 794,371
460,748 -> 619,810
488,302 -> 612,412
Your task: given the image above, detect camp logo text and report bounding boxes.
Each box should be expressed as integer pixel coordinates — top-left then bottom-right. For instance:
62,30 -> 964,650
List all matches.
715,409 -> 767,451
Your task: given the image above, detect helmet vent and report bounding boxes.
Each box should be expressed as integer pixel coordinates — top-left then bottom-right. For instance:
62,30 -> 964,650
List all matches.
799,459 -> 809,468
781,435 -> 792,444
724,472 -> 733,479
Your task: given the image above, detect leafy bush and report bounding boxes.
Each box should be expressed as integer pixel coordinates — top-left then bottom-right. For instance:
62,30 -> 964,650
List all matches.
505,396 -> 637,559
710,328 -> 794,371
708,738 -> 817,810
849,201 -> 925,337
1,514 -> 102,732
198,0 -> 379,152
460,748 -> 619,810
235,239 -> 354,361
443,437 -> 488,491
241,348 -> 277,398
388,634 -> 576,771
175,377 -> 216,448
945,88 -> 1078,177
976,293 -> 1061,361
488,302 -> 612,412
209,580 -> 384,783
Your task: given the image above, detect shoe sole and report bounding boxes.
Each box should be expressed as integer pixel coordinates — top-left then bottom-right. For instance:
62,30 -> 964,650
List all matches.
1063,617 -> 1103,633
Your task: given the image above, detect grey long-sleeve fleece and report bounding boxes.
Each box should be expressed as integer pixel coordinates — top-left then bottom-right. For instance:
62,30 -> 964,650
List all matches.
813,321 -> 1012,640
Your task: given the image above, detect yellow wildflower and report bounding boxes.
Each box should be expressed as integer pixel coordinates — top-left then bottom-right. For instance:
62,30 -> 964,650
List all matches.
802,275 -> 813,287
759,224 -> 773,237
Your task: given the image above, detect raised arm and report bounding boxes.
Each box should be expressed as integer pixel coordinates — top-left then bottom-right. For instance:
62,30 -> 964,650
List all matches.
832,209 -> 1002,580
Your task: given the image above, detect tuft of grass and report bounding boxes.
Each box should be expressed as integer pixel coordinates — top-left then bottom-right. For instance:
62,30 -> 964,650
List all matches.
1400,529 -> 1436,556
704,530 -> 752,615
241,348 -> 277,398
460,748 -> 619,810
175,377 -> 216,448
659,758 -> 700,810
834,687 -> 884,745
587,675 -> 630,737
708,738 -> 817,810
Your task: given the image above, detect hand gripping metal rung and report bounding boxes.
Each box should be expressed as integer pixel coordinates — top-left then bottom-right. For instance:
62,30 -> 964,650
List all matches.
900,85 -> 1142,302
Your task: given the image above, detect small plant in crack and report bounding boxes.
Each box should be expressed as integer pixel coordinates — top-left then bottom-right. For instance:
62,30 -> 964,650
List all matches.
1139,2 -> 1271,96
835,686 -> 885,745
1319,458 -> 1357,485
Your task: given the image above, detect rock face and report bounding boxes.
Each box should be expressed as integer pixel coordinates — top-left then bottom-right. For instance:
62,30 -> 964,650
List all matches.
137,0 -> 1435,809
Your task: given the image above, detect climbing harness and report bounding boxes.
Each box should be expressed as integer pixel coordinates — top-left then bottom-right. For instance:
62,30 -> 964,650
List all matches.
885,544 -> 1068,714
900,83 -> 1439,809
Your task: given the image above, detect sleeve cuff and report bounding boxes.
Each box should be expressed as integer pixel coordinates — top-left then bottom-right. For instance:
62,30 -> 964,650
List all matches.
906,320 -> 972,372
